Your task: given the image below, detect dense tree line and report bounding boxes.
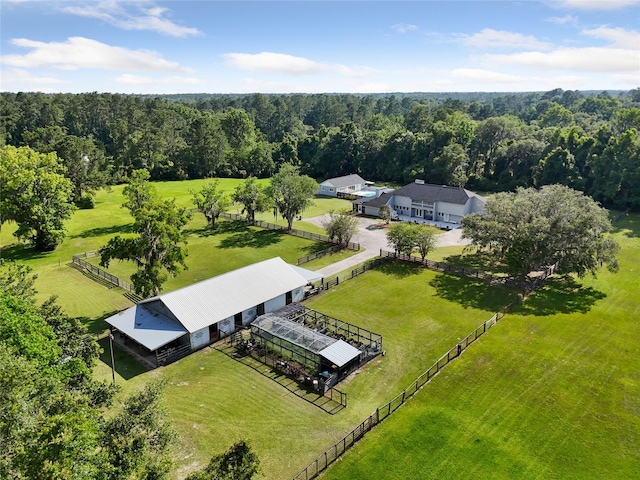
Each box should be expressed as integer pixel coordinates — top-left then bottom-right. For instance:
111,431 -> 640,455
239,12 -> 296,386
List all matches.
1,89 -> 639,209
0,262 -> 261,479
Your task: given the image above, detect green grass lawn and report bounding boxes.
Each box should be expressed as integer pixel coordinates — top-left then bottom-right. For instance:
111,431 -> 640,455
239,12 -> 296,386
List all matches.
0,180 -> 343,322
90,256 -> 515,479
320,214 -> 640,480
9,177 -> 636,479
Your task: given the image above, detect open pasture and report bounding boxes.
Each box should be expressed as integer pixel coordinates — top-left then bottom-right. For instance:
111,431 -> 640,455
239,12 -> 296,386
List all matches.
0,179 -> 350,324
320,214 -> 640,480
90,259 -> 516,479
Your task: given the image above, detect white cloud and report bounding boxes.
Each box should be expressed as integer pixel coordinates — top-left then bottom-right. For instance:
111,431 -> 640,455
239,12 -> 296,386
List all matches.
62,1 -> 201,37
480,26 -> 640,74
448,69 -> 526,84
392,23 -> 418,34
0,68 -> 68,92
582,26 -> 640,48
546,15 -> 579,25
0,37 -> 193,73
550,0 -> 639,10
458,29 -> 554,50
223,52 -> 377,79
116,74 -> 206,85
224,52 -> 325,75
482,47 -> 639,73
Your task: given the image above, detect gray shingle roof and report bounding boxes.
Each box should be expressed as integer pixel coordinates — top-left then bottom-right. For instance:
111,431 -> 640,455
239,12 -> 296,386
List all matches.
355,192 -> 393,207
392,183 -> 479,205
321,174 -> 366,189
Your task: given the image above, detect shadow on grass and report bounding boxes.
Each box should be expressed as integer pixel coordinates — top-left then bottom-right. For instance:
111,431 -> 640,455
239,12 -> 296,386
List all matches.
184,219 -> 249,237
514,275 -> 607,316
429,273 -> 517,311
442,250 -> 510,276
377,261 -> 424,278
97,337 -> 148,381
218,229 -> 284,249
78,312 -> 113,336
611,212 -> 639,238
0,242 -> 50,261
216,343 -> 345,415
71,223 -> 134,239
300,241 -> 337,254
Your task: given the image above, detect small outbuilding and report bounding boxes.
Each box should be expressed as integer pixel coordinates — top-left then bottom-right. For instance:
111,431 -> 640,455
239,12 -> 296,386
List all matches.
105,257 -> 317,366
317,174 -> 367,197
246,304 -> 383,389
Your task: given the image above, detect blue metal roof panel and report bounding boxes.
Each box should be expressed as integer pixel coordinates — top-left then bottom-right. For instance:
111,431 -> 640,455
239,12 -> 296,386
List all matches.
105,305 -> 187,351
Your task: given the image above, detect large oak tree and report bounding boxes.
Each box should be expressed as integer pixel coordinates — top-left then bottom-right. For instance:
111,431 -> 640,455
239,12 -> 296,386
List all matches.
461,184 -> 619,278
0,145 -> 76,251
100,169 -> 190,297
266,163 -> 317,230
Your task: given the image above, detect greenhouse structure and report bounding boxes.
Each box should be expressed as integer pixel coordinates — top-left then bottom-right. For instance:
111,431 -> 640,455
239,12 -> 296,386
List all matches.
249,305 -> 383,383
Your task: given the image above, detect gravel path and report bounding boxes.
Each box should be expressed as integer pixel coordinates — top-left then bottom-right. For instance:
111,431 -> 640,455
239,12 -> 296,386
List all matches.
304,215 -> 471,277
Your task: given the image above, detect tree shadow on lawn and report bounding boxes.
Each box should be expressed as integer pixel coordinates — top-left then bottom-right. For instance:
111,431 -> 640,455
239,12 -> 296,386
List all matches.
79,310 -> 117,336
429,273 -> 517,311
0,242 -> 50,261
443,250 -> 510,276
71,223 -> 134,239
184,219 -> 250,238
218,229 -> 284,249
514,275 -> 607,316
611,212 -> 639,239
97,336 -> 148,381
377,261 -> 424,278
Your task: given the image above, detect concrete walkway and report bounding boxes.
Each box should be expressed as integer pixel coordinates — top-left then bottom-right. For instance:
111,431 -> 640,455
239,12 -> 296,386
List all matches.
304,215 -> 471,277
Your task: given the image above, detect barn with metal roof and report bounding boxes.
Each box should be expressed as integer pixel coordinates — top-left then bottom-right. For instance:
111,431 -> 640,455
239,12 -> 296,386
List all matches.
105,257 -> 318,366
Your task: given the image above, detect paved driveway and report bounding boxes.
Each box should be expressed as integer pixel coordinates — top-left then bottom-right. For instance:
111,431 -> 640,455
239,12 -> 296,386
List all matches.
304,215 -> 470,277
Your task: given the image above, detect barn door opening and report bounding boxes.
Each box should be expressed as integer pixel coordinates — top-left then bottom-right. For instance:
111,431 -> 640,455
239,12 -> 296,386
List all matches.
209,323 -> 219,342
234,312 -> 243,328
286,291 -> 293,305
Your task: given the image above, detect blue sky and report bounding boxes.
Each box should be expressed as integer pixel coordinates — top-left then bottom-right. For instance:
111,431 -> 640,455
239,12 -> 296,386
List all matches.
1,0 -> 639,94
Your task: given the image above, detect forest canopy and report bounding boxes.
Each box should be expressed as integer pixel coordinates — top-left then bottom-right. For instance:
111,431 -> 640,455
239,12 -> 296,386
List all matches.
1,88 -> 639,209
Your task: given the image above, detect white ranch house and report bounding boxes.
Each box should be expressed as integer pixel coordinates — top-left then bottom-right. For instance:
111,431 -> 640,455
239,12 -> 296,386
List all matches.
105,257 -> 321,367
317,174 -> 368,197
354,180 -> 485,227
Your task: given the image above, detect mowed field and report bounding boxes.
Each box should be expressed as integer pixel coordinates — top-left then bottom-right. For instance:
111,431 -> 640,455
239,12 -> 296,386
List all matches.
320,214 -> 640,480
5,178 -> 636,479
2,178 -> 514,478
89,261 -> 514,479
0,179 -> 351,328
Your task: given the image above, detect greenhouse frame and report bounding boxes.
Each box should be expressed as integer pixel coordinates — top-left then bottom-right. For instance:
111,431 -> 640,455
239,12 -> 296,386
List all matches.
250,304 -> 382,381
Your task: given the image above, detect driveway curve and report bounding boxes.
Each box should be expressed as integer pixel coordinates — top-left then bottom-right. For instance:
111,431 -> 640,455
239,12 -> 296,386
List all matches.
304,215 -> 470,277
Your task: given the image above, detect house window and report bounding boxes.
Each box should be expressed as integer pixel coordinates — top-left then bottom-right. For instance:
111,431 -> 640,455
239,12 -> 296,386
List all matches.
329,188 -> 334,192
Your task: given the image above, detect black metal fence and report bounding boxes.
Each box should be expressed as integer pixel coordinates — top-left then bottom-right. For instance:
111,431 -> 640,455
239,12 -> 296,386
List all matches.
292,299 -> 521,480
379,249 -> 558,294
306,256 -> 391,296
292,258 -> 558,480
156,344 -> 191,366
72,252 -> 136,293
298,244 -> 345,265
